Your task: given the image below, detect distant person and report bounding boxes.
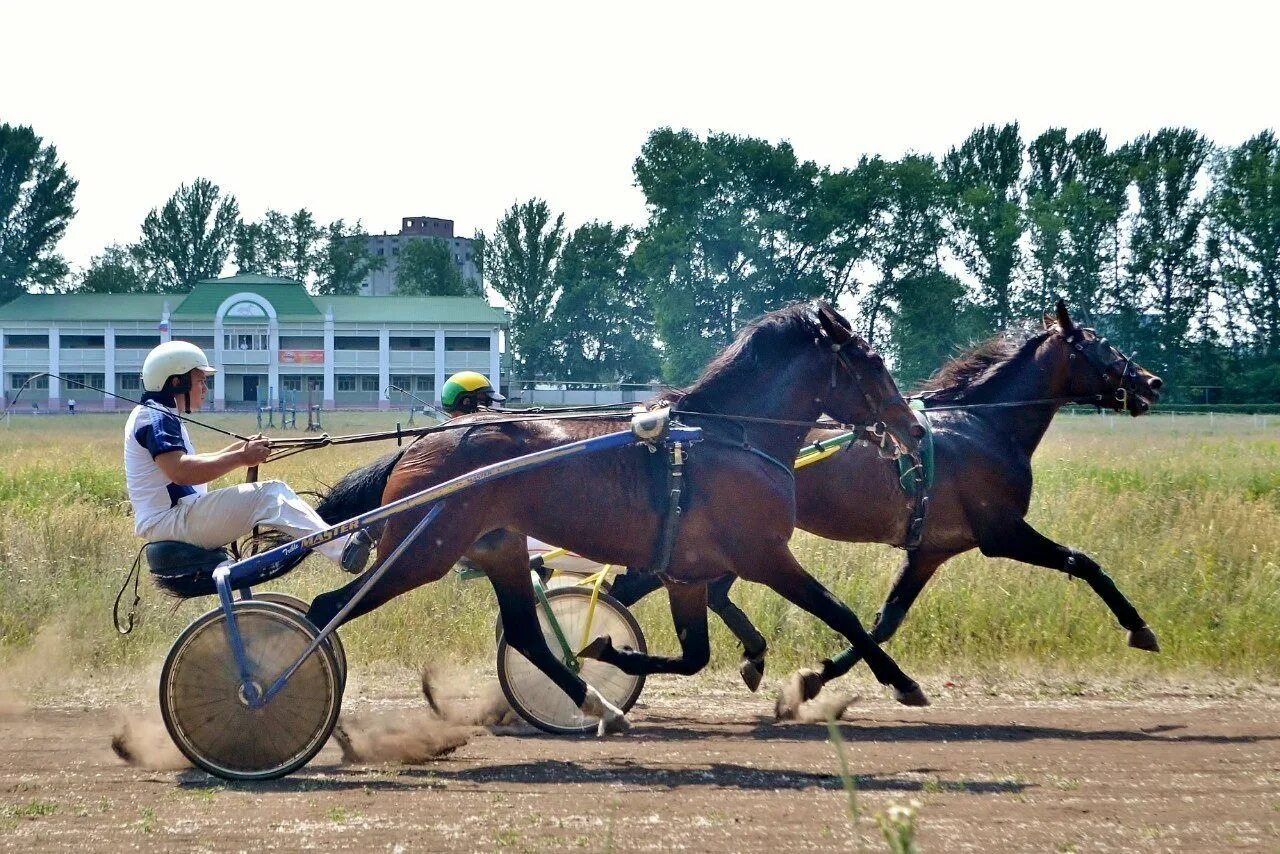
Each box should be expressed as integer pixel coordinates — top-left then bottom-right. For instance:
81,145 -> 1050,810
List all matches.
31,401 -> 39,415
123,341 -> 371,573
68,398 -> 76,415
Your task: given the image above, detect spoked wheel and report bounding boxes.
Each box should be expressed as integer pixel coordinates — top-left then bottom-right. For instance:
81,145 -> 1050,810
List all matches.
497,587 -> 646,735
254,592 -> 348,689
160,601 -> 343,781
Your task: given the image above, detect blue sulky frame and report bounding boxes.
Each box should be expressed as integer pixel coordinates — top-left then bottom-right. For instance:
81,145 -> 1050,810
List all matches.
211,423 -> 703,709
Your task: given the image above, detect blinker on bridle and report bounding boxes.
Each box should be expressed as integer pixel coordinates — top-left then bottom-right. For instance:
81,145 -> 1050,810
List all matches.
1064,332 -> 1142,409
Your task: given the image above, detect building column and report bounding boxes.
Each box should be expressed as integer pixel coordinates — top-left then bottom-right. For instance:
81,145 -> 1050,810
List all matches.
378,328 -> 390,411
213,317 -> 225,411
267,318 -> 280,409
489,327 -> 501,394
160,302 -> 172,344
103,326 -> 116,411
433,328 -> 446,406
47,327 -> 60,409
323,306 -> 335,410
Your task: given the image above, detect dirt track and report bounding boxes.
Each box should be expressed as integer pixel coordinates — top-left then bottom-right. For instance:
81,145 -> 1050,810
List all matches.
1,675 -> 1278,852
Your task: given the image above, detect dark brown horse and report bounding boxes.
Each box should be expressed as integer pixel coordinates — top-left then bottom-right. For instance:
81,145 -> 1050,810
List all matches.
310,302 -> 927,732
610,301 -> 1164,715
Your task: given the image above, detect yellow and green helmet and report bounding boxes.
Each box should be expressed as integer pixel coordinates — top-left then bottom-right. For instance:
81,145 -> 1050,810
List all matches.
440,371 -> 504,413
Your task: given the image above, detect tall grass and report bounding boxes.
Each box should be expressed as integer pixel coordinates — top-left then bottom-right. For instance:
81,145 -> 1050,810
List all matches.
0,410 -> 1276,687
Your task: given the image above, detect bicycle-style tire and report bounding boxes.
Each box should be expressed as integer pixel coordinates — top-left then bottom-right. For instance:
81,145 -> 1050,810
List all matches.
497,587 -> 646,735
159,601 -> 342,781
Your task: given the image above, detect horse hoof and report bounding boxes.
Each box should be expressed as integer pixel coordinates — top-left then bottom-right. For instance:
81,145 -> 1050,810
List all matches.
739,656 -> 766,693
775,668 -> 823,721
895,684 -> 930,707
578,635 -> 611,660
581,686 -> 630,736
799,668 -> 824,702
1128,626 -> 1160,652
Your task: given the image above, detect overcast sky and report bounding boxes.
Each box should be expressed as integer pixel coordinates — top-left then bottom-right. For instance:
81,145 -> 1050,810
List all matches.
2,0 -> 1276,272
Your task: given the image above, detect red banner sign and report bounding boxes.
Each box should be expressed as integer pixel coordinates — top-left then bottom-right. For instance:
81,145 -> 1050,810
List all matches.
279,349 -> 325,365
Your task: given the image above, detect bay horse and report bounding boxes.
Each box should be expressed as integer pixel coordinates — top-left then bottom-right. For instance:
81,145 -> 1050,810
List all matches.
609,300 -> 1164,715
310,302 -> 927,732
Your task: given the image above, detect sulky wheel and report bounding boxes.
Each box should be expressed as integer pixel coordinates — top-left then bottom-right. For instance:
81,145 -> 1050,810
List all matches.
254,592 -> 348,689
497,586 -> 646,735
159,601 -> 343,781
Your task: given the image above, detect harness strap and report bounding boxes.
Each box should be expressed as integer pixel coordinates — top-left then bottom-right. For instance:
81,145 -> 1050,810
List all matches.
641,441 -> 688,576
113,546 -> 146,635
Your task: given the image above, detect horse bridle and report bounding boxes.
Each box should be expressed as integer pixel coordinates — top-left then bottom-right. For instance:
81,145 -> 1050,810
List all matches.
1064,329 -> 1146,410
827,335 -> 902,459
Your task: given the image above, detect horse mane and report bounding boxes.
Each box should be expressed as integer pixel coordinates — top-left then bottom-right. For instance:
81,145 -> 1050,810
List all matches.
912,329 -> 1051,404
670,303 -> 824,412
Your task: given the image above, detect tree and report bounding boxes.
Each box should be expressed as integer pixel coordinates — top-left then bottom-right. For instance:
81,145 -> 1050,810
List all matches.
395,237 -> 474,296
942,123 -> 1025,330
483,199 -> 565,377
1057,131 -> 1129,326
132,178 -> 239,290
1211,130 -> 1280,360
75,243 -> 151,293
864,154 -> 976,385
632,129 -> 836,382
549,222 -> 659,383
1122,129 -> 1213,383
234,208 -> 322,281
0,122 -> 77,304
314,219 -> 384,296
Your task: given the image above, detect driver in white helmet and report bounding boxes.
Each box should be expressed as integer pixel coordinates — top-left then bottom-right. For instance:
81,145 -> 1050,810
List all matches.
123,341 -> 370,573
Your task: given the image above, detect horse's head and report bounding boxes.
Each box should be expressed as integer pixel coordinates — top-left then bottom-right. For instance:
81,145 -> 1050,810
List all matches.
1043,300 -> 1162,416
813,301 -> 924,456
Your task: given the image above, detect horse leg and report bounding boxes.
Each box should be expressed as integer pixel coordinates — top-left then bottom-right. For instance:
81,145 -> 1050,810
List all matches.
483,532 -> 631,734
739,551 -> 927,718
813,550 -> 953,692
580,580 -> 711,677
871,550 -> 953,643
978,518 -> 1158,651
706,575 -> 768,692
606,569 -> 663,607
610,571 -> 767,691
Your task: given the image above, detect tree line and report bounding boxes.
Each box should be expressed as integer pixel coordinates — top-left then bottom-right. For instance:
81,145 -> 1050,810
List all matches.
4,120 -> 1278,401
485,125 -> 1280,402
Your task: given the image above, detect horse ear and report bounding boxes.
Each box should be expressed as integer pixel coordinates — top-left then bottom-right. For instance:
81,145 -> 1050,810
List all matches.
814,301 -> 852,342
1042,312 -> 1057,331
1055,299 -> 1076,333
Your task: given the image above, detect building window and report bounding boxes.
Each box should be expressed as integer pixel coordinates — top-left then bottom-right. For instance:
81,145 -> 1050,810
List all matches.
282,376 -> 303,392
446,336 -> 490,352
415,375 -> 434,393
360,375 -> 380,392
61,335 -> 105,349
116,335 -> 160,349
280,336 -> 323,349
337,375 -> 356,392
119,374 -> 141,391
175,336 -> 215,350
9,373 -> 48,390
377,248 -> 384,256
225,332 -> 268,351
334,336 -> 379,351
63,373 -> 88,390
4,334 -> 47,348
390,336 -> 434,351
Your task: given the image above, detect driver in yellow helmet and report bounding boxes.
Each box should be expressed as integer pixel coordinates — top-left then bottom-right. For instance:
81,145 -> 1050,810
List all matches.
439,371 -> 504,417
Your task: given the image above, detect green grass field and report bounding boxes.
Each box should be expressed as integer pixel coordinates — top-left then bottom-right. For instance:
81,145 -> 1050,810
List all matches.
0,407 -> 1276,692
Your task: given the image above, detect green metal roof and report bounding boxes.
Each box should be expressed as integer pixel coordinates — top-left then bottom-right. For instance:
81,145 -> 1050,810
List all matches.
174,277 -> 320,318
0,293 -> 174,322
321,296 -> 507,324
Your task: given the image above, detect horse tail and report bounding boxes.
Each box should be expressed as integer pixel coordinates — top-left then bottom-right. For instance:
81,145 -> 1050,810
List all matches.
316,447 -> 406,525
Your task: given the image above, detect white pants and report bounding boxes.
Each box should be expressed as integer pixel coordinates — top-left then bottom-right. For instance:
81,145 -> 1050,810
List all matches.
138,480 -> 347,565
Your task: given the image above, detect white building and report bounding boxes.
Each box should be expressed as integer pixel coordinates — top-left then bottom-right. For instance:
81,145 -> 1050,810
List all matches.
360,216 -> 480,296
0,274 -> 506,411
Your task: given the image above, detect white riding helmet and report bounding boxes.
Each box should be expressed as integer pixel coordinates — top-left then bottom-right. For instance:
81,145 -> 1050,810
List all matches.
142,341 -> 217,392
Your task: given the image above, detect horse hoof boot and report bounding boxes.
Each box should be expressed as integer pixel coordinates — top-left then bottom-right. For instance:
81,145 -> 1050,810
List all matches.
894,684 -> 930,707
578,635 -> 612,660
739,655 -> 766,693
581,685 -> 630,736
775,668 -> 824,721
1128,625 -> 1160,652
